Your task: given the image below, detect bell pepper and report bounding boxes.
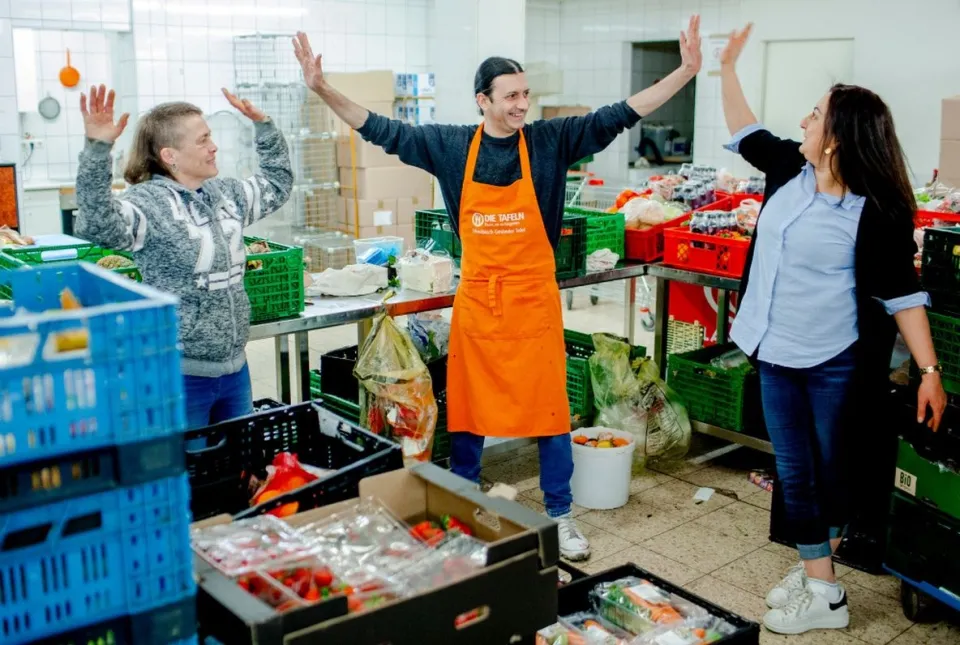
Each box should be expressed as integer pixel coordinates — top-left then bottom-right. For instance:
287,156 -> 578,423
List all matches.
440,514 -> 473,536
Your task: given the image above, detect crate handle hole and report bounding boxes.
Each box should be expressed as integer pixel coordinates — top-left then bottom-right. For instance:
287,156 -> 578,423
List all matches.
454,606 -> 490,630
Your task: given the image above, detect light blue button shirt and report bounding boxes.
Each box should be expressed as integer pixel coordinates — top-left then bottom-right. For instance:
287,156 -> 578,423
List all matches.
726,124 -> 929,369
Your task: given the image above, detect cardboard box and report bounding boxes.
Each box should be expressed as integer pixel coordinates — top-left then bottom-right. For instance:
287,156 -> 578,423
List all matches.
339,166 -> 433,201
939,139 -> 960,178
357,224 -> 398,240
346,197 -> 397,229
337,138 -> 403,169
396,196 -> 434,226
326,71 -> 396,102
395,72 -> 435,97
541,105 -> 592,120
194,464 -> 559,645
941,96 -> 960,141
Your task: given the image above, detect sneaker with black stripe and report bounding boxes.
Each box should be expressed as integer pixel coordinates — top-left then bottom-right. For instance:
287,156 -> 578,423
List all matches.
763,584 -> 850,634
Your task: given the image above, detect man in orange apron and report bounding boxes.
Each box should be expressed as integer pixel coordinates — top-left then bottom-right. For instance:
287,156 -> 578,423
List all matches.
295,18 -> 702,560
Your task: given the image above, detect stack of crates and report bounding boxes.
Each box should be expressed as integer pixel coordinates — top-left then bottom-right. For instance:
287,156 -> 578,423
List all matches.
884,229 -> 960,615
0,264 -> 197,645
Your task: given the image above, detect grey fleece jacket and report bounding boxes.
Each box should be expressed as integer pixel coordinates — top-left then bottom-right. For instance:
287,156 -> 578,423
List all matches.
75,119 -> 293,378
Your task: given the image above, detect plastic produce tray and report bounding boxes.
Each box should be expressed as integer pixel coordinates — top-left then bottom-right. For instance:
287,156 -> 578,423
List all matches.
184,401 -> 403,521
556,563 -> 760,644
30,596 -> 197,645
244,236 -> 305,323
0,263 -> 185,469
0,243 -> 140,298
0,473 -> 195,645
667,343 -> 757,432
563,206 -> 625,259
565,330 -> 646,422
894,436 -> 960,520
662,195 -> 753,278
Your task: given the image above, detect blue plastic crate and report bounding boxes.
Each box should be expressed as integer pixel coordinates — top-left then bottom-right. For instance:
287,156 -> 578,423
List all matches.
30,595 -> 197,645
0,263 -> 186,469
0,473 -> 196,645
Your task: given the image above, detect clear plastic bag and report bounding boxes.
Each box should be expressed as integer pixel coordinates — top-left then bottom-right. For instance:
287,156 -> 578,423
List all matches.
589,334 -> 691,467
393,533 -> 487,593
407,311 -> 451,362
354,313 -> 438,463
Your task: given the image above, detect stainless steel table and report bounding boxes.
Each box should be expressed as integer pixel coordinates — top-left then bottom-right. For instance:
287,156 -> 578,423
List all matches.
645,264 -> 774,455
251,263 -> 648,404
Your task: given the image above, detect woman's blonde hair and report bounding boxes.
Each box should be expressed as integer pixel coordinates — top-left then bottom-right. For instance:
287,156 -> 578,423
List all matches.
124,102 -> 203,185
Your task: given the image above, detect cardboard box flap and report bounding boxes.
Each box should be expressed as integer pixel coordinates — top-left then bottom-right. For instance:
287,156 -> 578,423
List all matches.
942,96 -> 960,141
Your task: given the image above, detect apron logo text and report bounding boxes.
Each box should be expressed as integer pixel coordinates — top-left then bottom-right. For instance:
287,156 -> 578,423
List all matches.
471,211 -> 527,235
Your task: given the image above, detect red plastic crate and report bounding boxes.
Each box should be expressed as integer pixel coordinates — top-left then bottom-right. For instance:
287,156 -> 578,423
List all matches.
916,209 -> 960,228
662,195 -> 754,278
624,213 -> 691,261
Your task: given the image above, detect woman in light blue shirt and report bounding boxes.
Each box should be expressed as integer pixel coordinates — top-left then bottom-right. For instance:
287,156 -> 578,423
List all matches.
719,25 -> 947,636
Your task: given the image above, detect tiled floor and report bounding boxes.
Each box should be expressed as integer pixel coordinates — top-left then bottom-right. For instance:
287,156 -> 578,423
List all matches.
245,287 -> 959,644
482,442 -> 960,645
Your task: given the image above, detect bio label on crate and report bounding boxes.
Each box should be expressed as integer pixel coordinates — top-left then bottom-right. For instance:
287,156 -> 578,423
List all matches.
895,467 -> 917,496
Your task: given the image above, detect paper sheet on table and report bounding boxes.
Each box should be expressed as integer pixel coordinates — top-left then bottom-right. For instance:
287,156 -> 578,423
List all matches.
306,264 -> 388,297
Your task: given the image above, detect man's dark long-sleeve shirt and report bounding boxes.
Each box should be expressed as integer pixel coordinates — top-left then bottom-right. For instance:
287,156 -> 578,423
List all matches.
356,102 -> 641,248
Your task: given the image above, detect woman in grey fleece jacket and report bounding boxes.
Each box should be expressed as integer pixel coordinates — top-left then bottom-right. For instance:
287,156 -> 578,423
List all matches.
75,84 -> 293,429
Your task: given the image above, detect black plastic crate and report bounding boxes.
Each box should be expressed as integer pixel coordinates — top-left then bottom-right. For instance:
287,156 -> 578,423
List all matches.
557,564 -> 760,644
185,402 -> 403,520
320,345 -> 447,404
31,596 -> 197,645
921,226 -> 960,316
885,491 -> 960,600
0,433 -> 185,514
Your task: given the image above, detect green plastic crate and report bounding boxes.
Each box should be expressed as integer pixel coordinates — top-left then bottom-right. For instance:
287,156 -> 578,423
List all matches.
564,206 -> 625,259
929,312 -> 960,395
667,343 -> 755,431
895,436 -> 960,520
565,330 -> 646,422
414,208 -> 461,265
244,236 -> 304,323
0,244 -> 140,298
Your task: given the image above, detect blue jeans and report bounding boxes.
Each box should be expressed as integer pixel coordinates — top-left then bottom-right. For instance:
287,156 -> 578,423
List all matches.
760,344 -> 856,560
450,432 -> 573,517
183,364 -> 254,430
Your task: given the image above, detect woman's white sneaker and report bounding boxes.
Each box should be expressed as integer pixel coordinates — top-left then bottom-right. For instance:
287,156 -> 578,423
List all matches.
763,585 -> 850,635
554,514 -> 591,561
766,562 -> 806,608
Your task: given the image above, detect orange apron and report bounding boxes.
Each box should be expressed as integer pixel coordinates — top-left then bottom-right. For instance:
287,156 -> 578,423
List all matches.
447,125 -> 569,438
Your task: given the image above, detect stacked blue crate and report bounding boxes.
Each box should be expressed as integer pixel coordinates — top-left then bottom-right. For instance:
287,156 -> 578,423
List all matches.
0,264 -> 196,645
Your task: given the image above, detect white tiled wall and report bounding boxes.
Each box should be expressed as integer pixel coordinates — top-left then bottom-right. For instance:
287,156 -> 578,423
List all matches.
547,0 -> 960,184
2,0 -> 435,190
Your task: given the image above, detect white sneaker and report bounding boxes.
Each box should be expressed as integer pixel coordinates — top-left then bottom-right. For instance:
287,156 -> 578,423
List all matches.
763,585 -> 850,635
766,562 -> 806,608
554,514 -> 591,562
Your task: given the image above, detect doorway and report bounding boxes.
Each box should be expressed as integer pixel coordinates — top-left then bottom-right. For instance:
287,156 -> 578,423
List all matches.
629,41 -> 697,177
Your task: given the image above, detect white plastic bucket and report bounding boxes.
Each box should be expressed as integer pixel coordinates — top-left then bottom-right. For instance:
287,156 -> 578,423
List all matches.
570,427 -> 636,510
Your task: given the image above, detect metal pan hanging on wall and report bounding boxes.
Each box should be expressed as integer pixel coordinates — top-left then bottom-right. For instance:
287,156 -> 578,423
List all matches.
38,94 -> 61,121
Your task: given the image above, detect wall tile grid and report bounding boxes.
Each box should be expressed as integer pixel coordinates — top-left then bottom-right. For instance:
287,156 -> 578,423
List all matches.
547,0 -> 960,185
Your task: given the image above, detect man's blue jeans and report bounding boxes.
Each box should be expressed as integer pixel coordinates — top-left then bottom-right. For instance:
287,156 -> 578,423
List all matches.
759,344 -> 856,560
450,432 -> 573,518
